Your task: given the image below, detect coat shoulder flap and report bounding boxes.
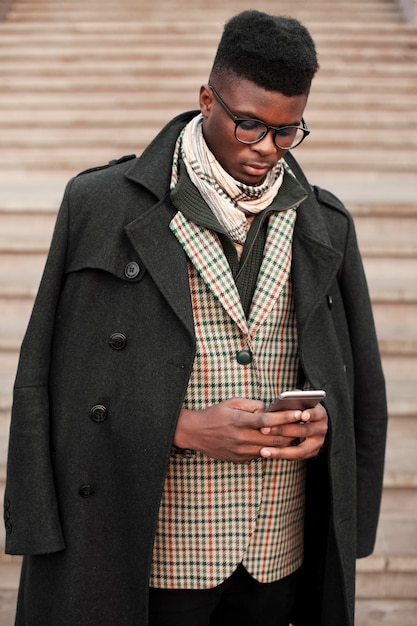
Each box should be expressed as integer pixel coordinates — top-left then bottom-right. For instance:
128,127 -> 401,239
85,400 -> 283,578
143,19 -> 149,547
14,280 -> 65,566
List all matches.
75,153 -> 137,178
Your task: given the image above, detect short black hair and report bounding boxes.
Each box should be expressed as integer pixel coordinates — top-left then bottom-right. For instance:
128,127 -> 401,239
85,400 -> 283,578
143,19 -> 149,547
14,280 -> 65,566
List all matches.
210,10 -> 319,96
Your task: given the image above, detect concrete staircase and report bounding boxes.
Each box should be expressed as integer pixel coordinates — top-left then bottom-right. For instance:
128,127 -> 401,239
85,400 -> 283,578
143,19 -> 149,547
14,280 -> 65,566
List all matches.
0,1 -> 416,624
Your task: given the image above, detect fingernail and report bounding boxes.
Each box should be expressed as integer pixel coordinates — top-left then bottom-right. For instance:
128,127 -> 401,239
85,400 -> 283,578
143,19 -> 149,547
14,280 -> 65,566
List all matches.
261,448 -> 272,457
261,427 -> 271,434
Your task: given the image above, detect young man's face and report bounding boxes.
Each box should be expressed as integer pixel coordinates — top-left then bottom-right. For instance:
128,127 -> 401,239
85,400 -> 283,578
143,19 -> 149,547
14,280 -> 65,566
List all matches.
200,77 -> 308,186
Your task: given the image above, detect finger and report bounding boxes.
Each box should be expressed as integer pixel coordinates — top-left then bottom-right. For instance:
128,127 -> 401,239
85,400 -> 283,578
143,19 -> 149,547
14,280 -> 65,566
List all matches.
263,419 -> 328,439
257,410 -> 302,431
260,422 -> 308,437
299,410 -> 311,423
229,397 -> 265,414
260,437 -> 324,460
258,435 -> 298,448
301,404 -> 328,423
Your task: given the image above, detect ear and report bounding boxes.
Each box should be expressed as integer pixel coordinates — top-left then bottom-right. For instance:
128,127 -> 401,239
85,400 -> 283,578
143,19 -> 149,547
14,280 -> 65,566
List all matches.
199,84 -> 214,118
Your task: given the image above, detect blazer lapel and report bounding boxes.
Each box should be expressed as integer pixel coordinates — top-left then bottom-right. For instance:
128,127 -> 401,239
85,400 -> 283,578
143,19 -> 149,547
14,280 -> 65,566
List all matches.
170,211 -> 248,335
248,208 -> 296,334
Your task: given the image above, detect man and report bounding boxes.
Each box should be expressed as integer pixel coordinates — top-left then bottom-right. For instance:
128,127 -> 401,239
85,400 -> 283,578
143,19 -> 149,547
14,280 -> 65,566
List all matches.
4,10 -> 387,626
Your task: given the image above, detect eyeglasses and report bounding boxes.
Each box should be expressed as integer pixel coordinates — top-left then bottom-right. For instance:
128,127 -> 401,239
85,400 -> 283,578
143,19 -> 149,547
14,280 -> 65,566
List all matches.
209,84 -> 310,150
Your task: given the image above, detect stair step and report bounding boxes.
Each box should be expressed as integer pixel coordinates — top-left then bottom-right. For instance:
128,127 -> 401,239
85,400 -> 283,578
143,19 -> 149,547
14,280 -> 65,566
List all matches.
356,561 -> 417,600
356,600 -> 417,626
0,37 -> 415,57
1,69 -> 416,90
1,125 -> 416,149
384,437 -> 417,488
6,2 -> 404,24
381,485 -> 417,514
0,146 -> 415,174
355,215 -> 417,255
0,90 -> 414,110
1,108 -> 417,128
1,22 -> 414,44
0,30 -> 416,49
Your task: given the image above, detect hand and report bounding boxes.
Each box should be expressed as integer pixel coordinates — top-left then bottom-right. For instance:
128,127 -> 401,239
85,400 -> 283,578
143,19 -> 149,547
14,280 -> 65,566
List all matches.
173,397 -> 325,463
258,402 -> 328,460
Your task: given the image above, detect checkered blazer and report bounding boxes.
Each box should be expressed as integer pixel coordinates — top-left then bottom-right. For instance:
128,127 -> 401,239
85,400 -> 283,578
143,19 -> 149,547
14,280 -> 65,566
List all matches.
150,206 -> 305,589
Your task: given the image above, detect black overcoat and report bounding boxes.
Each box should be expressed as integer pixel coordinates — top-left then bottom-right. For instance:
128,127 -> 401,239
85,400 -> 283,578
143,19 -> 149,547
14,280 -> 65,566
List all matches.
4,112 -> 388,625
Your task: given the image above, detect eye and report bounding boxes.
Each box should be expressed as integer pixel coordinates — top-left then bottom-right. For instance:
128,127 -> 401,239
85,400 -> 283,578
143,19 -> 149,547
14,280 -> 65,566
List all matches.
238,119 -> 265,132
276,126 -> 296,138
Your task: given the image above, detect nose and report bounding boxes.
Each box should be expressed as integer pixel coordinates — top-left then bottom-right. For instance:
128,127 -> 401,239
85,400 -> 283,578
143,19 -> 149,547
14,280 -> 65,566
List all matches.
252,130 -> 282,156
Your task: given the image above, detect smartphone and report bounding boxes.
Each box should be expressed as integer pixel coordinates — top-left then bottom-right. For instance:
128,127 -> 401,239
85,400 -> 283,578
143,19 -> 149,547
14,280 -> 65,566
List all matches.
267,389 -> 326,412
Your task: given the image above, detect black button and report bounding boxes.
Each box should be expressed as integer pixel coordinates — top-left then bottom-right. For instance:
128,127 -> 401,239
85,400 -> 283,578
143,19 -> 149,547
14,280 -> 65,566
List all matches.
90,405 -> 107,422
109,332 -> 127,350
124,261 -> 140,279
5,522 -> 12,535
236,349 -> 253,365
4,499 -> 10,510
79,484 -> 95,498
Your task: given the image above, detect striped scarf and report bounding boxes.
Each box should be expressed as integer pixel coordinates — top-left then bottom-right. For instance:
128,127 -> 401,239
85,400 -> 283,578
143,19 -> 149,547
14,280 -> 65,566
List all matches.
171,114 -> 284,245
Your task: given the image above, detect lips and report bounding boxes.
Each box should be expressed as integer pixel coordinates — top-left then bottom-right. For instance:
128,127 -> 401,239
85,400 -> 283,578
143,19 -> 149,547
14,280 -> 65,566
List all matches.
243,162 -> 272,179
246,162 -> 270,170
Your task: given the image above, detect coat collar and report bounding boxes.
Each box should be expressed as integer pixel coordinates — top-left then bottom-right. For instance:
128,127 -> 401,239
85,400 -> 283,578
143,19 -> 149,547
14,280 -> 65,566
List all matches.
125,110 -> 198,199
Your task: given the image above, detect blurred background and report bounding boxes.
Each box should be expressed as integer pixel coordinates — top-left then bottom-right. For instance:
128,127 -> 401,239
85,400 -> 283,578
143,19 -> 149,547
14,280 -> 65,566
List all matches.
0,0 -> 416,623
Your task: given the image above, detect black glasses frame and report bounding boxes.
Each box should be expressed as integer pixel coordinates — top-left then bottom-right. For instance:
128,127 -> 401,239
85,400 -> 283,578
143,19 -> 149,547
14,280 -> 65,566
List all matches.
209,84 -> 310,150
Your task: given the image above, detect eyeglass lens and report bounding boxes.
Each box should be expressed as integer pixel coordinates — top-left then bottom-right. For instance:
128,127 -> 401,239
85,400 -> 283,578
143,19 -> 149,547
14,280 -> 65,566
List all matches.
236,120 -> 305,149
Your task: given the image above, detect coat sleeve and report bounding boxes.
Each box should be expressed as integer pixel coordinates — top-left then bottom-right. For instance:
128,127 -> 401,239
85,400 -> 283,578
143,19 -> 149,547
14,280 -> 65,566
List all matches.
317,187 -> 388,558
343,213 -> 388,558
4,179 -> 75,555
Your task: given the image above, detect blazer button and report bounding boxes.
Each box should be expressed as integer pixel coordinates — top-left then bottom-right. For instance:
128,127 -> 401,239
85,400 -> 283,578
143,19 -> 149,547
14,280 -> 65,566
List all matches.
124,261 -> 140,279
90,405 -> 107,422
236,349 -> 253,365
79,484 -> 95,498
109,332 -> 127,350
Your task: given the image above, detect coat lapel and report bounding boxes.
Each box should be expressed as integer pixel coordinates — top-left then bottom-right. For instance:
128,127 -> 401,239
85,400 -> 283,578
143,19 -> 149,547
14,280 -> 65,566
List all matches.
124,195 -> 195,339
282,152 -> 344,334
122,111 -> 201,338
292,198 -> 343,335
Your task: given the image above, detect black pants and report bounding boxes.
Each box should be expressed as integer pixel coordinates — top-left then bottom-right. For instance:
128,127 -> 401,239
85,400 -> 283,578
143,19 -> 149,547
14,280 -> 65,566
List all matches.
149,564 -> 297,626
